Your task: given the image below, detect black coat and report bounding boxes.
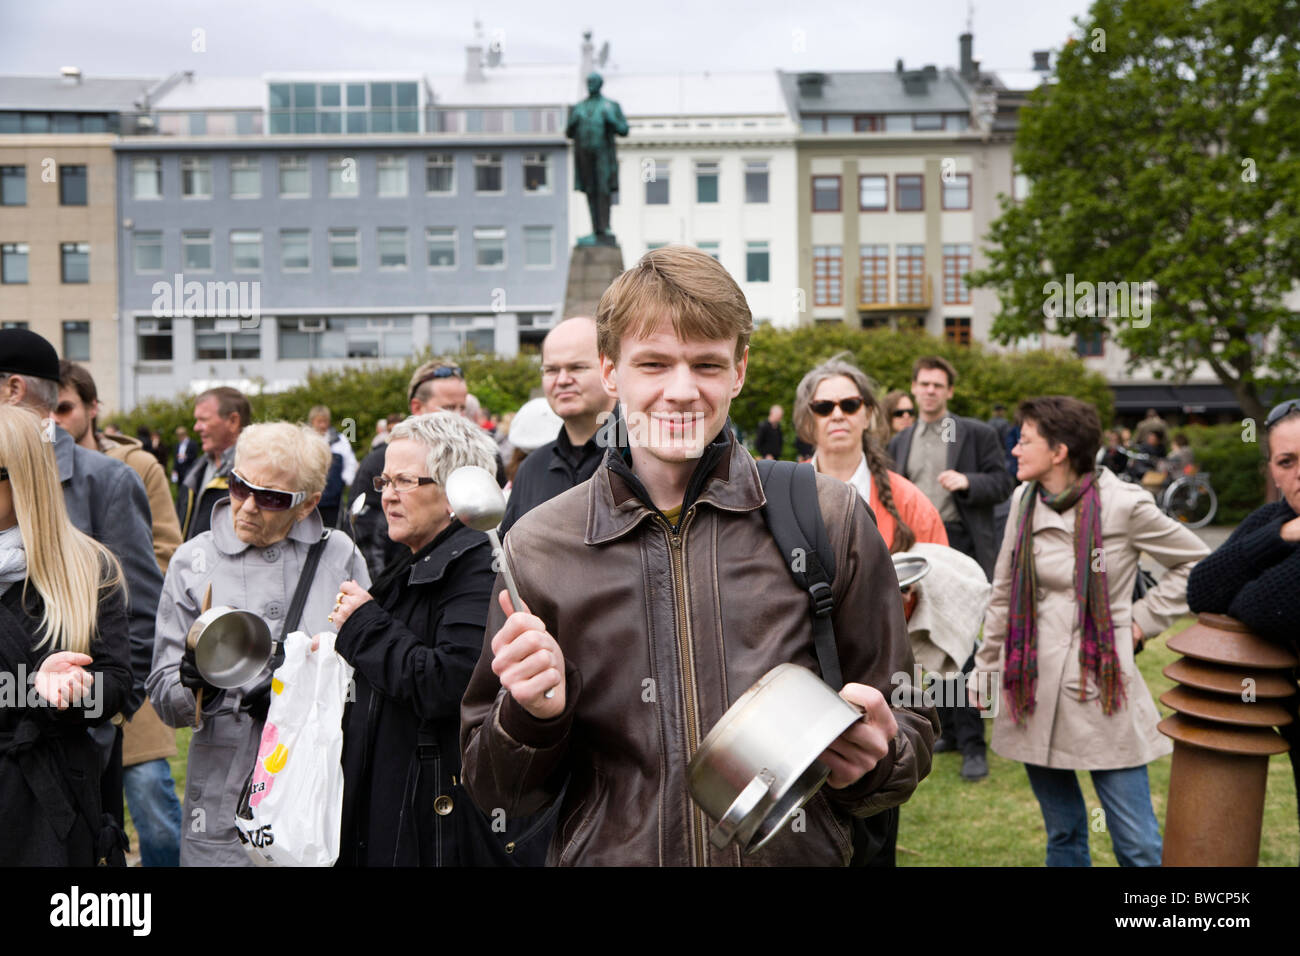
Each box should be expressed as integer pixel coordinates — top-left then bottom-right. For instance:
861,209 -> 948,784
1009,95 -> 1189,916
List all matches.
334,522 -> 545,866
754,420 -> 784,459
500,428 -> 604,537
888,415 -> 1015,580
0,578 -> 132,865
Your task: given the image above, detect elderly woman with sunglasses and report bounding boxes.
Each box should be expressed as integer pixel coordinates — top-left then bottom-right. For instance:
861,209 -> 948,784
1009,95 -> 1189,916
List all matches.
148,422 -> 369,866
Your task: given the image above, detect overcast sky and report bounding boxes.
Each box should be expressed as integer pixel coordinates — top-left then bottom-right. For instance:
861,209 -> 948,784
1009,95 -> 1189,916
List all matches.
1,0 -> 1095,79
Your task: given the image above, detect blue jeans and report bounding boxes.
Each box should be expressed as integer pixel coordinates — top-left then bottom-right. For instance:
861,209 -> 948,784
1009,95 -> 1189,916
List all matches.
123,758 -> 183,867
1024,763 -> 1162,867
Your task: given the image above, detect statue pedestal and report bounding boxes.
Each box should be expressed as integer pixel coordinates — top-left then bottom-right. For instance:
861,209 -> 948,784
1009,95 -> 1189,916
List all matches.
564,244 -> 624,319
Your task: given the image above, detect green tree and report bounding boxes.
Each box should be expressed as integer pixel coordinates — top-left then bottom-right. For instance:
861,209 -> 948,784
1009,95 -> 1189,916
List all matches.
967,0 -> 1300,425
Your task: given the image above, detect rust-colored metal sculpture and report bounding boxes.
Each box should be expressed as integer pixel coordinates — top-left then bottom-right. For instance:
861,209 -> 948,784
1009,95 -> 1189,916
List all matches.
1159,613 -> 1297,866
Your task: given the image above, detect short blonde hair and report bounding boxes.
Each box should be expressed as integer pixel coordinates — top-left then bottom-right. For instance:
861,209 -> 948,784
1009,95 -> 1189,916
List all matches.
234,422 -> 332,495
389,412 -> 497,484
597,246 -> 753,365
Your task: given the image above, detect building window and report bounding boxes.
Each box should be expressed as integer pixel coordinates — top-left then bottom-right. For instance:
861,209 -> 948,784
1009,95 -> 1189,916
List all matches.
746,241 -> 770,283
745,161 -> 769,203
646,242 -> 667,252
474,227 -> 505,268
474,153 -> 503,193
426,154 -> 455,194
943,243 -> 972,304
1,243 -> 28,283
195,317 -> 260,360
896,174 -> 924,211
913,113 -> 944,131
944,317 -> 972,346
430,315 -> 495,355
945,114 -> 969,131
376,155 -> 408,197
897,244 -> 926,304
59,165 -> 87,205
231,230 -> 262,272
426,227 -> 456,268
377,228 -> 408,268
182,231 -> 213,272
697,241 -> 720,261
134,231 -> 163,273
524,226 -> 553,268
645,161 -> 670,205
279,155 -> 309,197
523,153 -> 552,193
695,161 -> 719,203
860,244 -> 888,304
942,173 -> 971,210
133,158 -> 162,200
328,156 -> 358,197
281,229 -> 310,271
270,81 -> 417,136
278,316 -> 413,359
329,229 -> 360,270
136,318 -> 173,362
61,242 -> 89,283
854,116 -> 880,132
230,156 -> 261,198
813,245 -> 842,306
884,114 -> 911,132
0,166 -> 25,205
812,175 -> 841,212
181,157 -> 212,199
858,174 -> 887,211
62,321 -> 90,361
1076,330 -> 1104,357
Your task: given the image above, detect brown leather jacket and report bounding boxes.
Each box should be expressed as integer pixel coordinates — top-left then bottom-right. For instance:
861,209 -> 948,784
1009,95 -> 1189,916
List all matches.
460,435 -> 938,866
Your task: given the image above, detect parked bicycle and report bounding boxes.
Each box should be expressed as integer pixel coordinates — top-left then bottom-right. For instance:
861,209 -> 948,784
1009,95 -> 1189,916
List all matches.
1109,446 -> 1218,528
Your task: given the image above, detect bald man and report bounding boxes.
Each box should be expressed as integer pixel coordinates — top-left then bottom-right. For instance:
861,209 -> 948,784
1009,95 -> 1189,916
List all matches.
500,317 -> 615,535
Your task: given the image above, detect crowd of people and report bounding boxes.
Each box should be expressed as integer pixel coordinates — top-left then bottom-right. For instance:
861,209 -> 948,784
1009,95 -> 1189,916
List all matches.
0,246 -> 1296,868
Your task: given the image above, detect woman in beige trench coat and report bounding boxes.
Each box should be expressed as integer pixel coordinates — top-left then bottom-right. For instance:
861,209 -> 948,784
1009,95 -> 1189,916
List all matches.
972,397 -> 1208,866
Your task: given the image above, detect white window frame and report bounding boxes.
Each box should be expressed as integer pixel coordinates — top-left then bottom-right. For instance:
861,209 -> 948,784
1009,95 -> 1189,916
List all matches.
523,225 -> 553,268
230,229 -> 262,273
426,227 -> 456,269
278,155 -> 310,198
133,231 -> 163,274
280,229 -> 310,272
377,227 -> 408,269
694,161 -> 719,204
132,157 -> 162,200
376,154 -> 408,198
181,230 -> 213,273
522,152 -> 552,195
425,153 -> 455,195
473,226 -> 506,269
329,228 -> 360,271
328,155 -> 359,198
230,156 -> 261,199
473,153 -> 504,194
180,156 -> 212,199
744,160 -> 770,204
645,160 -> 670,205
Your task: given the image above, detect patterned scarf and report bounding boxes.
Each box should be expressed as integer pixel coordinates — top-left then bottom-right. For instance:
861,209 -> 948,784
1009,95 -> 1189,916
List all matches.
1004,469 -> 1123,725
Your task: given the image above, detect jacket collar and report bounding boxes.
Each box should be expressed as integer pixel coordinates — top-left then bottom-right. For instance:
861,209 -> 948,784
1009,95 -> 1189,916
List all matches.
585,425 -> 764,545
54,425 -> 75,483
1026,467 -> 1115,533
209,498 -> 326,556
903,414 -> 968,472
408,522 -> 489,585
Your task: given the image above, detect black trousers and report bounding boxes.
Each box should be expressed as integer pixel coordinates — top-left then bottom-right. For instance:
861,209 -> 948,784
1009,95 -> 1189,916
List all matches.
936,520 -> 987,756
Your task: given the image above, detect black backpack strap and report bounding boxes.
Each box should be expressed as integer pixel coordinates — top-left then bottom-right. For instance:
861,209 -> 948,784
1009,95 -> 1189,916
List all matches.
756,460 -> 842,690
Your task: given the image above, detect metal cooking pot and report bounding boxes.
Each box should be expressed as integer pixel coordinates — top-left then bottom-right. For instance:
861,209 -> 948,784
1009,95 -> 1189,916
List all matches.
185,606 -> 274,690
892,552 -> 931,591
687,663 -> 862,854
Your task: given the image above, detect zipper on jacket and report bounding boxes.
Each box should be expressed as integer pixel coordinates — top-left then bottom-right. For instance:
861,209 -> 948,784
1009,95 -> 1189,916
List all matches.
660,508 -> 707,867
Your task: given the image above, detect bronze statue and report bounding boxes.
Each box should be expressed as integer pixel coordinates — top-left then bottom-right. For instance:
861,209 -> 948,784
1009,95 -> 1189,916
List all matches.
567,72 -> 628,246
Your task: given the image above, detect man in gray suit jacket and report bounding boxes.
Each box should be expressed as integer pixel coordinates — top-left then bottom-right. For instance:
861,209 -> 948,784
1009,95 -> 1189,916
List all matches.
888,356 -> 1014,781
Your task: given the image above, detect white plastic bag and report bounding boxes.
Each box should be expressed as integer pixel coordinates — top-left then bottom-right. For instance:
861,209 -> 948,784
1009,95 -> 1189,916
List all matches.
234,630 -> 352,866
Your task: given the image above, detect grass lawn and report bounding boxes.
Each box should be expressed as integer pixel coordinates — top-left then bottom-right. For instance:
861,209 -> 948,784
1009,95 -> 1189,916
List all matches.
899,616 -> 1299,866
127,618 -> 1298,867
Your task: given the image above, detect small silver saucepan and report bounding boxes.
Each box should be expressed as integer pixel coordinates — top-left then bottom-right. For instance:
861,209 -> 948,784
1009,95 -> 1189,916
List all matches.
687,664 -> 862,854
185,607 -> 274,690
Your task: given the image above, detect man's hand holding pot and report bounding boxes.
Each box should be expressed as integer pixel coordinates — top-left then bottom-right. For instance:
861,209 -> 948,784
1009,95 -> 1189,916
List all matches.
819,682 -> 898,789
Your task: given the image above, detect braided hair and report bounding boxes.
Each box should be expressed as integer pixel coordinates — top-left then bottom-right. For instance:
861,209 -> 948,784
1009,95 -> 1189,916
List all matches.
794,354 -> 916,553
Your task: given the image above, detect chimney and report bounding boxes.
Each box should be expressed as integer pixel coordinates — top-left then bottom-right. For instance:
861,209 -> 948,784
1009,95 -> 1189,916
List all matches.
1032,50 -> 1051,72
959,33 -> 974,80
796,72 -> 826,98
60,66 -> 82,85
466,45 -> 484,82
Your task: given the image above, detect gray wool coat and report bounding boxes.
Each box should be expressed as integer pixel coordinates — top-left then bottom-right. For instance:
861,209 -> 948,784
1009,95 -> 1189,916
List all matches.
148,500 -> 369,867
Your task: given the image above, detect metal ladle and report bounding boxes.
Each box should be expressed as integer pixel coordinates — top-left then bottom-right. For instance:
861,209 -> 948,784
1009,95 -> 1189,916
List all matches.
444,465 -> 554,699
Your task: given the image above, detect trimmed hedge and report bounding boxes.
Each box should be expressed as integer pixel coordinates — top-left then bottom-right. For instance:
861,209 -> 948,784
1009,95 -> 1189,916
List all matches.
1178,423 -> 1268,525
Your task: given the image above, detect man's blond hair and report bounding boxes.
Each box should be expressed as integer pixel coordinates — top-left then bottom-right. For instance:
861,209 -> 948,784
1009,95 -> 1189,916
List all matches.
596,246 -> 753,365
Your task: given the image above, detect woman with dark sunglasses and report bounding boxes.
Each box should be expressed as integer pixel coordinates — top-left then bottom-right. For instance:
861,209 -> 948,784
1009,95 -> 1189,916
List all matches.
882,390 -> 917,436
148,422 -> 369,866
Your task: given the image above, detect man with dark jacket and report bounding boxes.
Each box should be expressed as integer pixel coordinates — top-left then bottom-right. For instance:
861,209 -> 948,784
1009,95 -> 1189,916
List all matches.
173,426 -> 199,491
460,246 -> 936,866
179,387 -> 249,541
754,404 -> 785,460
500,317 -> 613,537
888,355 -> 1015,781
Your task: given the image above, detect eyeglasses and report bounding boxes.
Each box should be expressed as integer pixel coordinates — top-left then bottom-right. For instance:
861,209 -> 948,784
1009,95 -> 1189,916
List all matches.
229,471 -> 307,512
408,365 -> 463,401
1265,398 -> 1300,429
809,397 -> 866,417
373,473 -> 438,493
891,408 -> 915,419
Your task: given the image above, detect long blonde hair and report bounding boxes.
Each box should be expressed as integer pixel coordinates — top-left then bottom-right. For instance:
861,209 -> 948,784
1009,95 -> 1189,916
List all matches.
0,406 -> 123,653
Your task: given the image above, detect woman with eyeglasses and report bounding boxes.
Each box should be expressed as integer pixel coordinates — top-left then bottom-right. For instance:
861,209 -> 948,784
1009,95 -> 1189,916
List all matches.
882,390 -> 917,436
326,412 -> 532,866
972,396 -> 1208,866
149,422 -> 369,866
795,357 -> 947,554
0,406 -> 132,866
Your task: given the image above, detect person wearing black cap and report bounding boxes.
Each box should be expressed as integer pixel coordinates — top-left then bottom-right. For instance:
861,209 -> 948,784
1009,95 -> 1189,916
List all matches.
0,329 -> 164,847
